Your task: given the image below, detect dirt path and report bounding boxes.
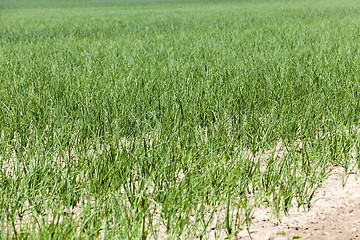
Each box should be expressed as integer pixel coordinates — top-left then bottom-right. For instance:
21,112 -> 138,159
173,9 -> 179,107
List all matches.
235,172 -> 360,240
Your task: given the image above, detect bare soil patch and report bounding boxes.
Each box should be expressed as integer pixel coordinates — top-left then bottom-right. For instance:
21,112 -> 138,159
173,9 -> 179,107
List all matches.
234,172 -> 360,240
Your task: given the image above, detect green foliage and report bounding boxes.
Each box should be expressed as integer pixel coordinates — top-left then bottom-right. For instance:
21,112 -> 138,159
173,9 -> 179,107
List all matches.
1,0 -> 360,238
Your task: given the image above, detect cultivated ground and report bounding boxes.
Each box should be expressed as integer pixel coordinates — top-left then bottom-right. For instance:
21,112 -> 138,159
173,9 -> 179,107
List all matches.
1,0 -> 360,239
237,172 -> 360,240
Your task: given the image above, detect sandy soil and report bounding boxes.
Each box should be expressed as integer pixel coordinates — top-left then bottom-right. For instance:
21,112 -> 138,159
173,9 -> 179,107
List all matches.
233,172 -> 360,240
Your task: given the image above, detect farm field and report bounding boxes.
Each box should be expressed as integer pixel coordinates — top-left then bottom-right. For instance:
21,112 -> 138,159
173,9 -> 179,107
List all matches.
1,0 -> 360,238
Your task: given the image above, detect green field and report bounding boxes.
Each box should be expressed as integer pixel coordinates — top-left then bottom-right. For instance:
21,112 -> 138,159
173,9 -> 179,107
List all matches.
1,0 -> 360,238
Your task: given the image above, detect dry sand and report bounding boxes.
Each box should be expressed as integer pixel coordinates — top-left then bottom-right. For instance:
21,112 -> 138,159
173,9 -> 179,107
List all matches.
233,172 -> 360,240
